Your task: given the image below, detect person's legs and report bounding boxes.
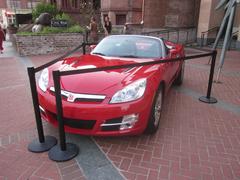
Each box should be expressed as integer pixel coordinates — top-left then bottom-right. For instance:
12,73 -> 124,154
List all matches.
0,40 -> 3,53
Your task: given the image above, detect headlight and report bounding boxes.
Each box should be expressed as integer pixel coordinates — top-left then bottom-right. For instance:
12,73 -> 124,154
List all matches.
110,78 -> 147,104
38,68 -> 49,92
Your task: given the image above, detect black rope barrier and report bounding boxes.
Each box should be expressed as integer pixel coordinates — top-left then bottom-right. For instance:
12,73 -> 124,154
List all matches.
49,49 -> 217,160
59,51 -> 215,76
27,39 -> 218,162
27,67 -> 57,152
35,43 -> 84,72
199,50 -> 218,103
48,71 -> 79,162
27,43 -> 84,154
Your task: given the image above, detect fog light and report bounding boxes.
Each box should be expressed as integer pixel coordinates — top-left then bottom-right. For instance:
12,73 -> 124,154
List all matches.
120,114 -> 139,130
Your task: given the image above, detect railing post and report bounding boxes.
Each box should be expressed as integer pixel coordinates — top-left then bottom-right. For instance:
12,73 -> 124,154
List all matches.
48,70 -> 79,162
83,42 -> 86,55
200,33 -> 204,47
177,30 -> 179,43
186,31 -> 189,44
27,67 -> 57,153
199,50 -> 218,104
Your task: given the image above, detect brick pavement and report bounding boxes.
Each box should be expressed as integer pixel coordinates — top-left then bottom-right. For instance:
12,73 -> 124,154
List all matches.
0,40 -> 240,180
94,48 -> 240,180
0,41 -> 86,180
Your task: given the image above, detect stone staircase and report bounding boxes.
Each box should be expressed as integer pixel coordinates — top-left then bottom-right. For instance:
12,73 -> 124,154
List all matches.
208,38 -> 238,50
18,24 -> 34,32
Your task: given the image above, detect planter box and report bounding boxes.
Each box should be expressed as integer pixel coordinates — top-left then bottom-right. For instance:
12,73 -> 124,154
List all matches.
15,33 -> 84,56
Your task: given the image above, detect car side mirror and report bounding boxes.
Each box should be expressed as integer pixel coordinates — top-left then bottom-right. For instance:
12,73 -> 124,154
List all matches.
90,45 -> 96,52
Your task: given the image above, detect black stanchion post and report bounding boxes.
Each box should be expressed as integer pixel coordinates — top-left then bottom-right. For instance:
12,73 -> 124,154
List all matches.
83,42 -> 86,55
27,67 -> 57,152
48,70 -> 79,162
199,50 -> 218,104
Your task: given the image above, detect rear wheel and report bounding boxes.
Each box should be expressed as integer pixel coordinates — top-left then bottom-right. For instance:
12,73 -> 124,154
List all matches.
174,61 -> 185,86
145,85 -> 164,134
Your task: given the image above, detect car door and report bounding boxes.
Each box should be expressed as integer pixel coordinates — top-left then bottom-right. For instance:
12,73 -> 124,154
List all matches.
168,48 -> 181,84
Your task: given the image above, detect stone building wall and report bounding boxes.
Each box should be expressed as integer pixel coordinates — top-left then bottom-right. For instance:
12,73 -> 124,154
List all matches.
15,33 -> 84,56
101,0 -> 142,25
143,0 -> 200,28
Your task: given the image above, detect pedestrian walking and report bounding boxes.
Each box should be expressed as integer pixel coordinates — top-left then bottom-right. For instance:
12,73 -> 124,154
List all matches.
87,16 -> 98,43
0,25 -> 5,54
103,15 -> 112,36
0,21 -> 6,41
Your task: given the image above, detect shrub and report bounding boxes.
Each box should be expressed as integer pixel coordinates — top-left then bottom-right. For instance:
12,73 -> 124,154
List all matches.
54,13 -> 74,26
42,25 -> 84,33
32,3 -> 58,20
67,25 -> 84,33
17,25 -> 84,35
55,13 -> 71,21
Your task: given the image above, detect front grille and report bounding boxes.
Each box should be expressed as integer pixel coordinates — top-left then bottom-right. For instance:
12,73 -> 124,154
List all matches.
48,111 -> 96,130
49,87 -> 105,103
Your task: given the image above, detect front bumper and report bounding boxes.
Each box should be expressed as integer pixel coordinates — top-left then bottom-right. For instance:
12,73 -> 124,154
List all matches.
38,88 -> 154,136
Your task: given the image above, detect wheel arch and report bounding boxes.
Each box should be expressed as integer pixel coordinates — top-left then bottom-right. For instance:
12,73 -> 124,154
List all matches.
159,80 -> 166,97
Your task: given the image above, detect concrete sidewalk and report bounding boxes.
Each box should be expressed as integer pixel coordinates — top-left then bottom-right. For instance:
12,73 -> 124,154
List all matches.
0,40 -> 240,180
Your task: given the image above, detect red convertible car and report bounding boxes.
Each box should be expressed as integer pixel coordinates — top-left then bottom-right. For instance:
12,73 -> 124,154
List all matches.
38,35 -> 185,136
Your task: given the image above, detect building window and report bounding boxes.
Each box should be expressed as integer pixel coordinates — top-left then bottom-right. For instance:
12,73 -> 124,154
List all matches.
116,14 -> 126,25
7,0 -> 21,9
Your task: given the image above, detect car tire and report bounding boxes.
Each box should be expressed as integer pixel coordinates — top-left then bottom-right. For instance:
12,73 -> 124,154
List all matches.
145,85 -> 164,134
174,61 -> 185,86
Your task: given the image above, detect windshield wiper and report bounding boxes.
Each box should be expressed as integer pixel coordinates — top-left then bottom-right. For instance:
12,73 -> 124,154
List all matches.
119,55 -> 139,58
92,52 -> 106,56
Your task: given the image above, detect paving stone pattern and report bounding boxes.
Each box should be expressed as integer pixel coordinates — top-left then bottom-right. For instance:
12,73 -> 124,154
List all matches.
0,41 -> 239,180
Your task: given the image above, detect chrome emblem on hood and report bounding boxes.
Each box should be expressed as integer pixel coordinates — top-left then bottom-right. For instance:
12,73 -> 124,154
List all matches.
67,93 -> 75,102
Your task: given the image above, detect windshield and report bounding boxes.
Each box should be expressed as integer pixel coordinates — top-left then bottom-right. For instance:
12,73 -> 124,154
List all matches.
91,36 -> 162,59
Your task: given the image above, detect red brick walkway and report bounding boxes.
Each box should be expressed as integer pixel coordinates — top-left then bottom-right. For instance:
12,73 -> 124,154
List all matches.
0,40 -> 239,180
94,49 -> 240,180
0,49 -> 86,179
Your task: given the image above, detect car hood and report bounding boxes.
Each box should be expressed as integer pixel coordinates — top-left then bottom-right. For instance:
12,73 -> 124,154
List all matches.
47,54 -> 160,97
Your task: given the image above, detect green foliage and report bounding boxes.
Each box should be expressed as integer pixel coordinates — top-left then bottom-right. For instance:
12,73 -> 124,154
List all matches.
32,3 -> 58,20
41,26 -> 64,34
42,25 -> 84,33
54,13 -> 74,26
17,25 -> 84,35
17,31 -> 35,35
67,25 -> 85,33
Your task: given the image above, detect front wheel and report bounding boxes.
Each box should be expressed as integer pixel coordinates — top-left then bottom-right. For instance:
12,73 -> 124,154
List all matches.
145,85 -> 164,134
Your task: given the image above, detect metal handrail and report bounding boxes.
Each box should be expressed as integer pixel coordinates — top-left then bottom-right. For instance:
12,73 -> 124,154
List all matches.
228,30 -> 239,50
231,30 -> 239,37
201,26 -> 220,34
200,26 -> 220,47
141,27 -> 196,44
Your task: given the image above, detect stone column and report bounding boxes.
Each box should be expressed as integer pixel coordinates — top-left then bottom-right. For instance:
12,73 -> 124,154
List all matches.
165,0 -> 197,28
108,11 -> 116,25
